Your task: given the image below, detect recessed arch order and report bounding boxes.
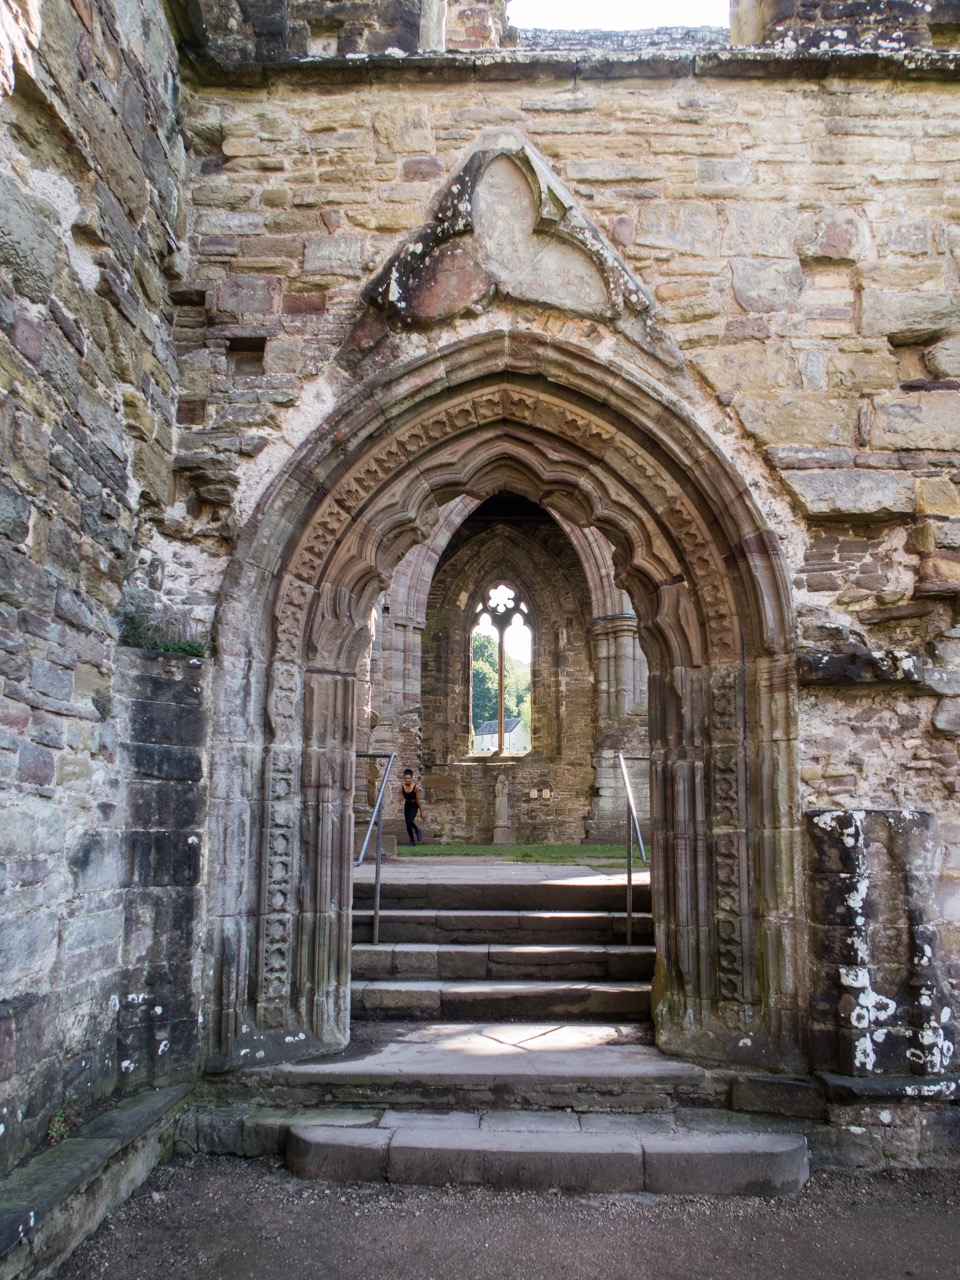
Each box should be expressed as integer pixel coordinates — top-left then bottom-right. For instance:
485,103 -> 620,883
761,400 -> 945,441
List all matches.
210,330 -> 804,1075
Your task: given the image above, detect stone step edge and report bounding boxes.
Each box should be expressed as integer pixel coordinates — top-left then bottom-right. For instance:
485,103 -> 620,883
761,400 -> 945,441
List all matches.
351,943 -> 656,980
352,943 -> 656,955
0,1084 -> 191,1276
285,1121 -> 810,1197
352,909 -> 653,917
352,979 -> 653,991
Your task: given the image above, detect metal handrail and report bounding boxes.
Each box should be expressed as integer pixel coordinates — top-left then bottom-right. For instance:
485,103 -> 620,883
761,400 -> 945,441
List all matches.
354,752 -> 397,947
617,751 -> 649,948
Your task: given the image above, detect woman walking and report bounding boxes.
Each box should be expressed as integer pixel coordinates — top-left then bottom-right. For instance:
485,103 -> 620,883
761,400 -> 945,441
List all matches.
394,768 -> 426,846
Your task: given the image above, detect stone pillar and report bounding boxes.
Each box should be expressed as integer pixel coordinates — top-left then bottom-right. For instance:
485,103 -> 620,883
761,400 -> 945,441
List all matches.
586,615 -> 649,844
298,669 -> 357,1048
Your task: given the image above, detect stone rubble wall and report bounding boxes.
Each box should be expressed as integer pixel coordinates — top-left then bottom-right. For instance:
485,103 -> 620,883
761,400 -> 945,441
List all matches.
0,0 -> 193,1176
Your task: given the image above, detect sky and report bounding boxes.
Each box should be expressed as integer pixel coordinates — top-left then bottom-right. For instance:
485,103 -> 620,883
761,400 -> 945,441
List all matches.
507,0 -> 729,27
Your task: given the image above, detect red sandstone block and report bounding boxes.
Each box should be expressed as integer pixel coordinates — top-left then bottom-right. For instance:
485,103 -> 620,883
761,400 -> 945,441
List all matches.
281,292 -> 327,315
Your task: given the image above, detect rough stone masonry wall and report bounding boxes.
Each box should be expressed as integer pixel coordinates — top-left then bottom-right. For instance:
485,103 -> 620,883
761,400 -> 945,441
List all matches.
0,0 -> 194,1176
164,54 -> 960,1072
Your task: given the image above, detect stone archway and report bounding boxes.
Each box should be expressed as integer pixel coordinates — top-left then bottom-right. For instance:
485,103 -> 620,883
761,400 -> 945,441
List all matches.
208,333 -> 801,1074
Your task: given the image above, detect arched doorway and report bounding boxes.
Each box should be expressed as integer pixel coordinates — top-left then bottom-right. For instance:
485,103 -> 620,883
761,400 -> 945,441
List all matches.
208,335 -> 802,1074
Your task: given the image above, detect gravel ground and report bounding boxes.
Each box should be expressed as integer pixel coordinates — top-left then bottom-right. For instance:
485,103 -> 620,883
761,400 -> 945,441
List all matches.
54,1155 -> 960,1280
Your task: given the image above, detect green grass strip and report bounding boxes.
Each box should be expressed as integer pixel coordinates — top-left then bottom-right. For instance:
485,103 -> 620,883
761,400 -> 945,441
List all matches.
398,842 -> 631,866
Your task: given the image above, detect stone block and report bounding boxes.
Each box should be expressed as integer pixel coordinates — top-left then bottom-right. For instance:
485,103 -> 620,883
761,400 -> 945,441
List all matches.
731,1075 -> 826,1121
0,175 -> 60,304
933,699 -> 960,736
128,700 -> 206,747
642,1133 -> 808,1196
216,273 -> 281,315
388,1127 -> 644,1193
860,290 -> 958,345
286,1124 -> 390,1182
738,394 -> 857,448
401,156 -> 444,182
303,235 -> 369,276
780,469 -> 916,521
633,201 -> 720,255
872,391 -> 960,452
126,830 -> 201,887
731,257 -> 803,313
919,479 -> 960,517
926,334 -> 960,378
0,477 -> 29,543
126,743 -> 204,782
721,204 -> 797,257
796,209 -> 870,263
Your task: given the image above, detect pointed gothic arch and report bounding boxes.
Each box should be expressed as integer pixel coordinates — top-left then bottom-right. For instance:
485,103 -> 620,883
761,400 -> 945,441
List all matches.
208,331 -> 802,1073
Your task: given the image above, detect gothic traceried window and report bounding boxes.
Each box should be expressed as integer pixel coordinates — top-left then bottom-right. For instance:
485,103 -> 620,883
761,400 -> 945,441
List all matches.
470,583 -> 531,755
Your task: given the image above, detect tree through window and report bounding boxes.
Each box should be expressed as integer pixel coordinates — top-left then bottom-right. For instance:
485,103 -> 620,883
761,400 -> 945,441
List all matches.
470,584 -> 531,755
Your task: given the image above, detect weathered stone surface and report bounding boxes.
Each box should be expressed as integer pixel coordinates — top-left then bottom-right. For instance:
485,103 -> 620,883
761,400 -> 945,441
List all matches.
926,335 -> 960,379
781,470 -> 917,521
731,257 -> 804,313
303,235 -> 369,276
738,395 -> 858,448
872,391 -> 960,451
860,290 -> 958,345
0,177 -> 60,306
796,209 -> 871,263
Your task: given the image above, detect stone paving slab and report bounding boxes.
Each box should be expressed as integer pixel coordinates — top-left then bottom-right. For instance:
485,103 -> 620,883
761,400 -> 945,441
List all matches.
257,1022 -> 701,1086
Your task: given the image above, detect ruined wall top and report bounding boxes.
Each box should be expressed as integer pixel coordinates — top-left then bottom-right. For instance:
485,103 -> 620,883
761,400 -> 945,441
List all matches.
180,0 -> 960,66
730,0 -> 960,49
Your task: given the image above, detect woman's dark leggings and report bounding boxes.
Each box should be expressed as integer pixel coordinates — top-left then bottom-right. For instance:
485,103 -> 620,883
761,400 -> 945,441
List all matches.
404,801 -> 421,844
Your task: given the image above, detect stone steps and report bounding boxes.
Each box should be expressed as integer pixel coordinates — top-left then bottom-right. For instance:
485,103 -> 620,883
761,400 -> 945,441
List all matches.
281,1109 -> 809,1198
353,875 -> 650,914
240,1025 -> 710,1113
352,909 -> 653,945
204,1024 -> 816,1197
351,977 -> 652,1020
351,864 -> 654,1027
352,942 -> 656,982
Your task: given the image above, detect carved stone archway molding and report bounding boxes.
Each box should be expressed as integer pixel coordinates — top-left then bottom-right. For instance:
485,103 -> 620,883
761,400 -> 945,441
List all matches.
209,332 -> 801,1073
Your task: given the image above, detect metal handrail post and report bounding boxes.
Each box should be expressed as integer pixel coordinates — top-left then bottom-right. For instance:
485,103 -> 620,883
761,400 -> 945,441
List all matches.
617,751 -> 649,949
355,752 -> 397,868
373,798 -> 384,945
626,802 -> 633,947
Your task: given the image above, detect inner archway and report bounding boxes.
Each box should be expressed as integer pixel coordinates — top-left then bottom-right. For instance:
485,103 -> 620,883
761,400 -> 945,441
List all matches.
211,336 -> 801,1076
358,490 -> 649,845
